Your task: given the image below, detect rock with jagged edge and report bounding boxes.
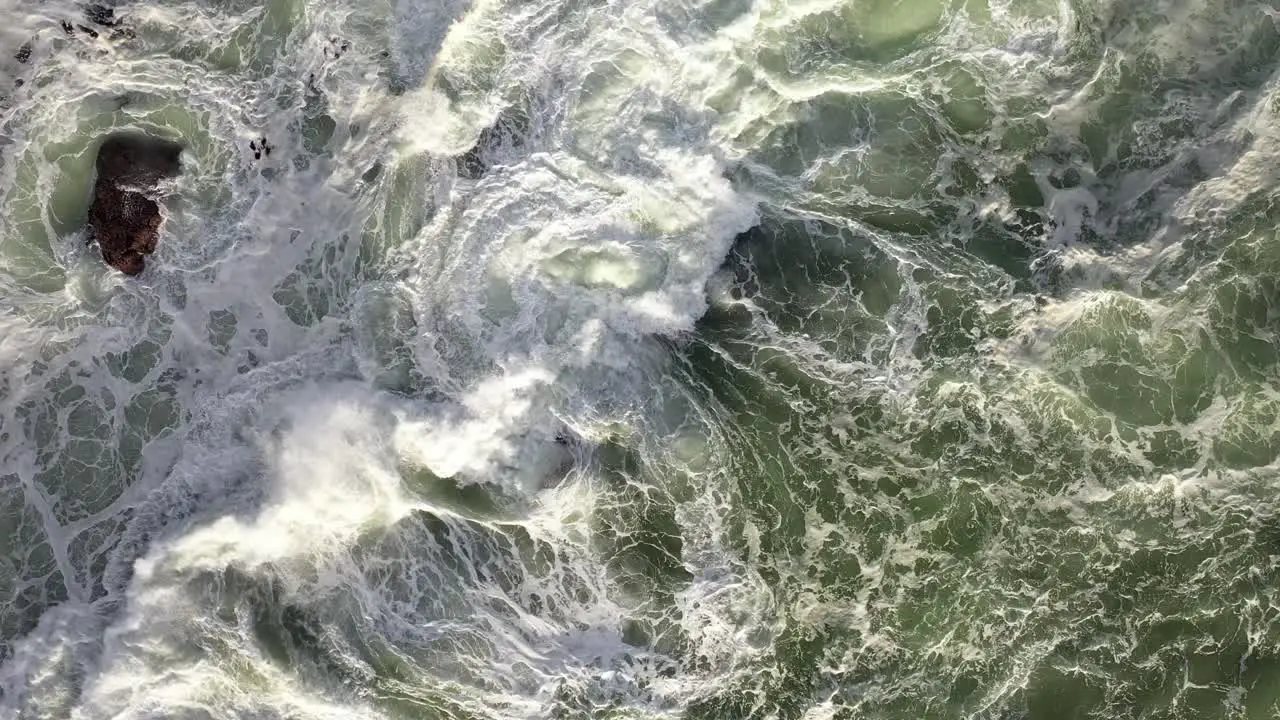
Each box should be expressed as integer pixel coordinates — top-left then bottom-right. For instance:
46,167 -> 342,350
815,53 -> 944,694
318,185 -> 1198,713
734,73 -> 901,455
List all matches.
87,133 -> 182,275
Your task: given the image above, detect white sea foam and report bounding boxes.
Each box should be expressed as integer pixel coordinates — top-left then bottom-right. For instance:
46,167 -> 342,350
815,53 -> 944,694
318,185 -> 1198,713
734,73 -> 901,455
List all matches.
0,0 -> 764,715
3,0 -> 1273,715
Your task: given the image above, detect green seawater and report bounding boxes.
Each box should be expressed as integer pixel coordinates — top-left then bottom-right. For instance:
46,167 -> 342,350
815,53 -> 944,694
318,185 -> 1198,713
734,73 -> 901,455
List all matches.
670,0 -> 1280,714
2,0 -> 1280,717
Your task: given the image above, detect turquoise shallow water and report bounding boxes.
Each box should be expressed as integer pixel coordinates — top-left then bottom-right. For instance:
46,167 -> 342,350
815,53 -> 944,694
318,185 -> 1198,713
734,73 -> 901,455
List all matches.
1,0 -> 1280,717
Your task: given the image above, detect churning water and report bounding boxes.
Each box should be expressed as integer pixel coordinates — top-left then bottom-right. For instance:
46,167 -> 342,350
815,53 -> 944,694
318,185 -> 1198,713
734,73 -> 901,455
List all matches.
2,0 -> 1280,717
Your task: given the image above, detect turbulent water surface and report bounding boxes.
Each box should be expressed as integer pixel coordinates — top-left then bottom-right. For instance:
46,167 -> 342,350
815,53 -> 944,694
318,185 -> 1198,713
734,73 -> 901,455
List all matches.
2,0 -> 1280,716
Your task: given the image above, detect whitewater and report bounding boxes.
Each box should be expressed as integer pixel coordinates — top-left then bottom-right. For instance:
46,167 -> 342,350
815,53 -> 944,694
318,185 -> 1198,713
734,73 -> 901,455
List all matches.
3,0 -> 1280,717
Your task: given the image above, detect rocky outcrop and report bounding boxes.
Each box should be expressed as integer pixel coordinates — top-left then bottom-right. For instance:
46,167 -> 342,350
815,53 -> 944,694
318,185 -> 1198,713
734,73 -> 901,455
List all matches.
87,133 -> 182,275
84,4 -> 117,27
63,3 -> 133,40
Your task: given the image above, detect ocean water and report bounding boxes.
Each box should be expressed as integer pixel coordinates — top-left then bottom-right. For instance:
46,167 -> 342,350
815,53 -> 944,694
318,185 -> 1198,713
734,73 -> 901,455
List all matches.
1,0 -> 1279,717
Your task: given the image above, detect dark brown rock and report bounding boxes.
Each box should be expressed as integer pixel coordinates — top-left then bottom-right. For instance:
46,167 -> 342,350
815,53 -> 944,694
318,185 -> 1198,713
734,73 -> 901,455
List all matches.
87,133 -> 182,275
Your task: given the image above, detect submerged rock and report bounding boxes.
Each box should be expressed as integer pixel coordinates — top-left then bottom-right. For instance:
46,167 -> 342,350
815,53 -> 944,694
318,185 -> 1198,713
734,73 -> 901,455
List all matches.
84,3 -> 118,27
87,133 -> 182,276
457,109 -> 529,180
